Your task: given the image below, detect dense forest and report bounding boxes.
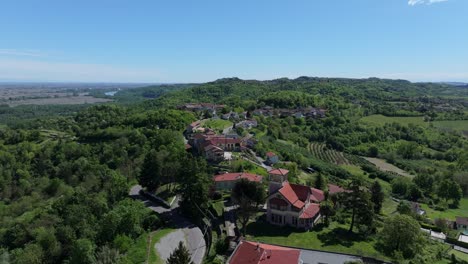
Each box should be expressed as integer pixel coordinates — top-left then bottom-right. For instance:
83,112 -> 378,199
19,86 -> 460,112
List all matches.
0,77 -> 467,264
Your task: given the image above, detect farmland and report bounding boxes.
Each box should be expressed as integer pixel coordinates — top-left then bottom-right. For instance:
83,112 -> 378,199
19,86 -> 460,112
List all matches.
364,157 -> 412,177
308,142 -> 351,165
6,94 -> 112,106
432,120 -> 468,136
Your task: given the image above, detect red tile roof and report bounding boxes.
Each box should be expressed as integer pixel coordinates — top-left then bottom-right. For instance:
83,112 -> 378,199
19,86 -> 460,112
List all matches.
228,241 -> 300,264
310,188 -> 325,203
214,172 -> 263,183
268,168 -> 289,176
266,152 -> 277,158
278,183 -> 307,209
290,184 -> 310,201
300,203 -> 320,219
327,184 -> 346,195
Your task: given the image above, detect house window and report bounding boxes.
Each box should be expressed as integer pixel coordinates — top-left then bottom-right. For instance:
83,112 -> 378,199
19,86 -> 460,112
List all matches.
292,217 -> 298,226
271,214 -> 282,224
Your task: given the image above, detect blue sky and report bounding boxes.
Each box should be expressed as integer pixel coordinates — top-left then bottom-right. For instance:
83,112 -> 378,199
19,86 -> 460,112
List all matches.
0,0 -> 467,83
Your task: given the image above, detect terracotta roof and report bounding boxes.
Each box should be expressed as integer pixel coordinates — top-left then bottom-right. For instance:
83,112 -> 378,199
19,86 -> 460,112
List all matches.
278,183 -> 306,209
228,241 -> 300,264
327,184 -> 346,194
268,168 -> 289,176
456,217 -> 468,226
310,188 -> 325,203
266,152 -> 277,158
300,203 -> 320,219
290,184 -> 310,201
214,172 -> 263,183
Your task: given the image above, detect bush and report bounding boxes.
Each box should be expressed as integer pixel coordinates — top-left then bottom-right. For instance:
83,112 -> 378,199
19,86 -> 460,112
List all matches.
214,236 -> 228,255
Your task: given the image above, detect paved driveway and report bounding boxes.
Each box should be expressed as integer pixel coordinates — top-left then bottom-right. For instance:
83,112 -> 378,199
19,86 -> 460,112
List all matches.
129,185 -> 206,264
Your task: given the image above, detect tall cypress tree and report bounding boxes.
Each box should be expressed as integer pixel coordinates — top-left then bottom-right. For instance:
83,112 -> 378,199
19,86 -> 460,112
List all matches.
167,242 -> 193,264
370,181 -> 384,214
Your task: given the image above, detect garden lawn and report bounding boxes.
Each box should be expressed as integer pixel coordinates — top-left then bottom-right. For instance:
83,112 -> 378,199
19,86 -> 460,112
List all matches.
245,221 -> 389,261
449,249 -> 468,262
420,198 -> 468,221
212,200 -> 225,217
202,119 -> 232,130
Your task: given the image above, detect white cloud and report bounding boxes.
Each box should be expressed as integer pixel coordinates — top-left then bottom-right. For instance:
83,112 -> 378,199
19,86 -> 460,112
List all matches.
408,0 -> 449,6
0,59 -> 163,82
0,49 -> 45,57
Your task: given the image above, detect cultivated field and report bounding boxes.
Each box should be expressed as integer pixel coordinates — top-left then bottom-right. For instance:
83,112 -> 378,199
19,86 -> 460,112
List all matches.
364,157 -> 412,177
6,94 -> 112,106
308,142 -> 351,165
360,114 -> 428,126
432,120 -> 468,136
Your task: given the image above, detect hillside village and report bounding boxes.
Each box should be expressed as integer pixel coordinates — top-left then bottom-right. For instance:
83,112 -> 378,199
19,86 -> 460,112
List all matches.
1,79 -> 467,264
156,102 -> 468,264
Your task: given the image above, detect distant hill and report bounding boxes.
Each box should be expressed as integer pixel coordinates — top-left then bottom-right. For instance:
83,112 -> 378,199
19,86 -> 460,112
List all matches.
148,76 -> 468,108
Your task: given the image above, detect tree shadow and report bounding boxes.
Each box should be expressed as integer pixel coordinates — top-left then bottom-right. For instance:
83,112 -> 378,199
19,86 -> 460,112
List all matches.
317,227 -> 364,248
246,219 -> 301,238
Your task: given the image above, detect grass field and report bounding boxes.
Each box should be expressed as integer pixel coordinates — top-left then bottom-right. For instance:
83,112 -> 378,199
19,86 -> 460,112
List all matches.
361,115 -> 428,126
340,164 -> 392,193
433,120 -> 468,136
202,119 -> 232,130
420,198 -> 468,221
364,157 -> 412,177
449,249 -> 468,262
246,221 -> 389,261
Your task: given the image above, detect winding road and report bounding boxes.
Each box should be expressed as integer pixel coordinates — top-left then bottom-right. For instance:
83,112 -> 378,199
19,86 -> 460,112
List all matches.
129,185 -> 206,264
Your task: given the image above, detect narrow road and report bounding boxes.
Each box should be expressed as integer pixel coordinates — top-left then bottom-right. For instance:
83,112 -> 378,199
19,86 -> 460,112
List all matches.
129,185 -> 206,264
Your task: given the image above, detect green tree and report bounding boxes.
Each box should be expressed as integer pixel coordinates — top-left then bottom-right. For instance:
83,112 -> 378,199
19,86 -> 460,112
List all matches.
342,176 -> 375,234
94,245 -> 121,264
231,179 -> 266,236
370,181 -> 384,214
11,244 -> 44,264
69,239 -> 96,264
378,214 -> 424,259
391,177 -> 411,197
138,149 -> 161,192
397,201 -> 412,215
368,146 -> 379,157
178,157 -> 211,219
413,174 -> 434,194
438,179 -> 462,206
167,241 -> 193,264
319,201 -> 335,225
314,173 -> 327,190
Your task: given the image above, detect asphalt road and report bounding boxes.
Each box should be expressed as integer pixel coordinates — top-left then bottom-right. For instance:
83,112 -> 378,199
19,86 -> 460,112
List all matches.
129,185 -> 206,264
